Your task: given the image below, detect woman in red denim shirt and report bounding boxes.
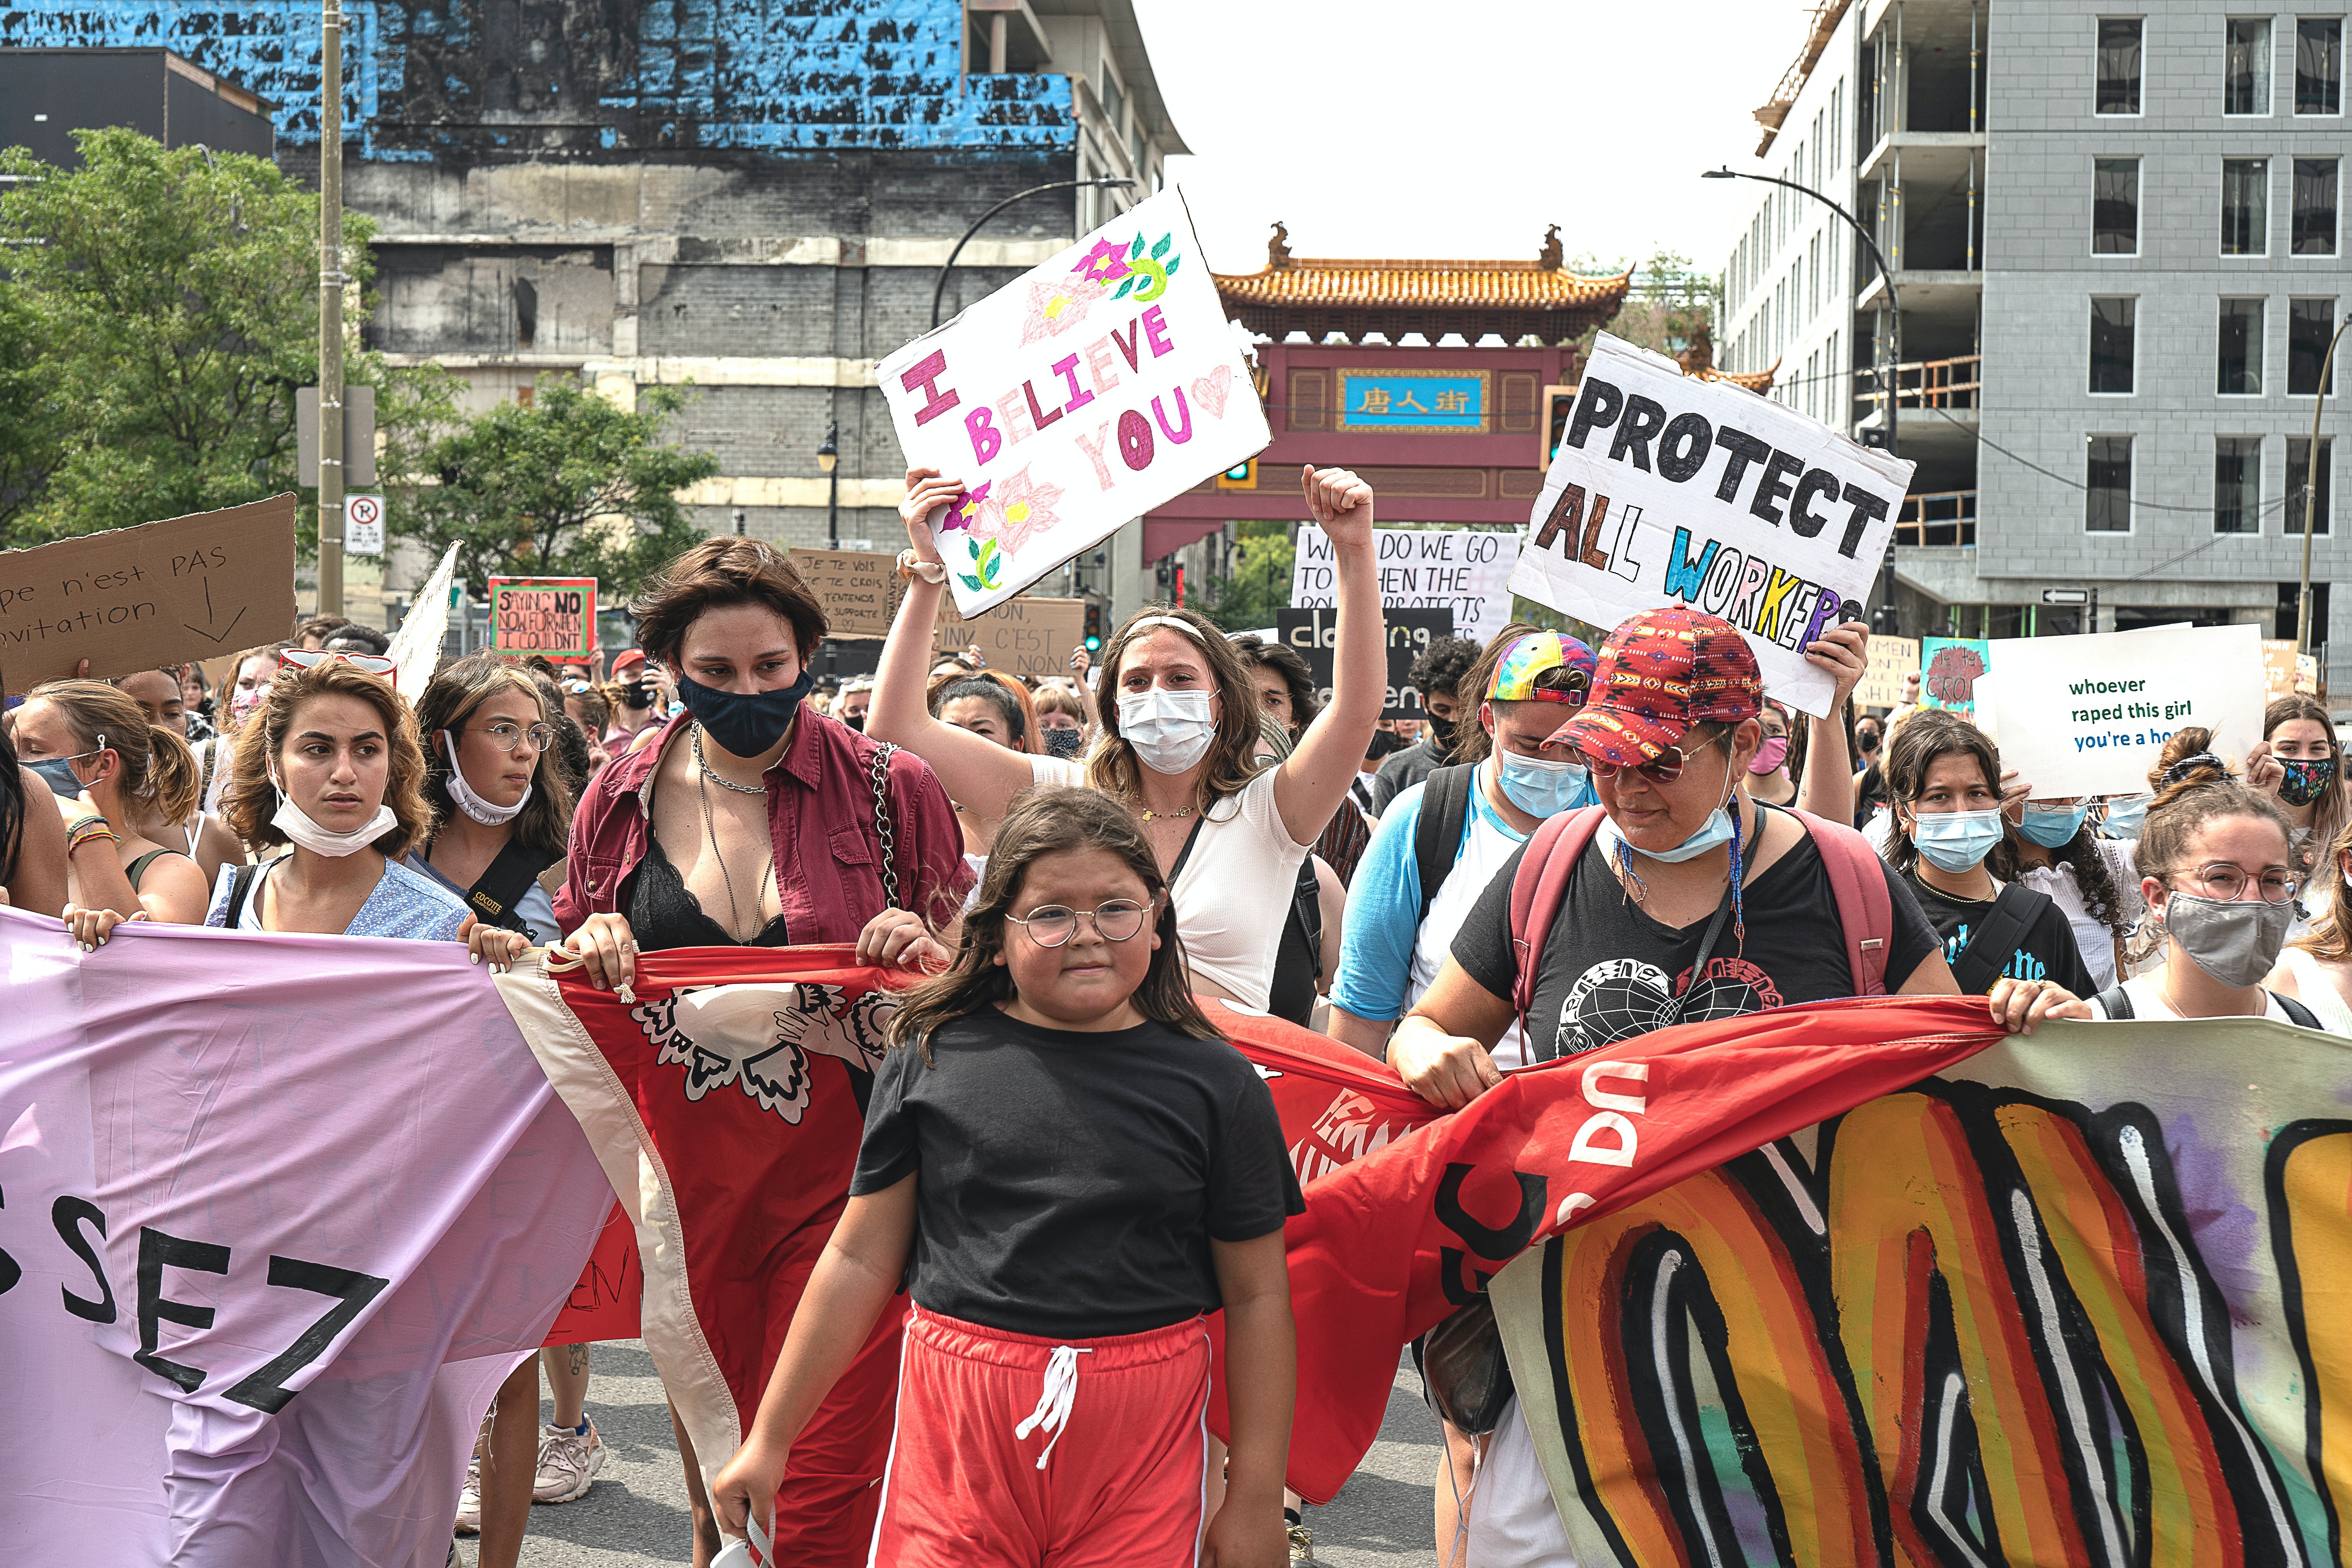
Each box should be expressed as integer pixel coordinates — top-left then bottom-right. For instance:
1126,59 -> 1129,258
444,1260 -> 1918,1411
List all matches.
552,535 -> 970,1567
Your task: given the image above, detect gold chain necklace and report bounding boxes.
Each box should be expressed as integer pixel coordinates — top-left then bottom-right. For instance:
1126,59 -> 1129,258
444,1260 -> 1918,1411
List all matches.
1138,804 -> 1196,821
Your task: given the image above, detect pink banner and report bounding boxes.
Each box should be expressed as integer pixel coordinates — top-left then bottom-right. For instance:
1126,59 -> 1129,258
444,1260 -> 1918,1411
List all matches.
0,906 -> 614,1566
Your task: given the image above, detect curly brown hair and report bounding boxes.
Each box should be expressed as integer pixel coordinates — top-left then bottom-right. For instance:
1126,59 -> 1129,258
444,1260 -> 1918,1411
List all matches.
886,786 -> 1217,1062
223,659 -> 433,858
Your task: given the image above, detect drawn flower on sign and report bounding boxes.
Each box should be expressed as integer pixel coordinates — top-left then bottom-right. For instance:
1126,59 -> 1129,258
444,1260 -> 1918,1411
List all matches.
1073,237 -> 1134,286
957,536 -> 1006,595
1019,270 -> 1110,344
937,481 -> 992,534
987,466 -> 1064,555
1109,232 -> 1181,302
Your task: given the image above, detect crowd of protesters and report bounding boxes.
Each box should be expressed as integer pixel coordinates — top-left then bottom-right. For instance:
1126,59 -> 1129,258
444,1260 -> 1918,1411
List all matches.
1,460 -> 2341,1568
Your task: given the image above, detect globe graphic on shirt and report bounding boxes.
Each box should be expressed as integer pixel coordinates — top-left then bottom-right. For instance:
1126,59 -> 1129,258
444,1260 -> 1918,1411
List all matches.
1558,956 -> 1785,1055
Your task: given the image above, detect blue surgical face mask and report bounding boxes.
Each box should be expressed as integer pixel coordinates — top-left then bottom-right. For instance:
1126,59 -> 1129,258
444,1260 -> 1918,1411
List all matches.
28,755 -> 91,797
1494,751 -> 1592,819
1912,808 -> 2006,873
2101,795 -> 2150,839
2020,803 -> 2089,849
1602,737 -> 1740,864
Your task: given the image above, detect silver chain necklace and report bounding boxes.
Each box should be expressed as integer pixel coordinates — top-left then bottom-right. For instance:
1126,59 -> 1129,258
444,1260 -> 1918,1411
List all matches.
693,728 -> 775,939
693,724 -> 769,794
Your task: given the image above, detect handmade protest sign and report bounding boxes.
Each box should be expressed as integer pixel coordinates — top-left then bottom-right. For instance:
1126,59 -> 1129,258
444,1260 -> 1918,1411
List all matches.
877,185 -> 1270,617
488,576 -> 597,659
1920,635 -> 1988,720
791,548 -> 905,640
1278,606 -> 1453,720
2262,636 -> 2322,699
1291,528 -> 1516,648
1855,634 -> 1919,710
0,495 -> 297,691
1979,622 -> 2265,796
935,595 -> 1086,678
1508,334 -> 1913,717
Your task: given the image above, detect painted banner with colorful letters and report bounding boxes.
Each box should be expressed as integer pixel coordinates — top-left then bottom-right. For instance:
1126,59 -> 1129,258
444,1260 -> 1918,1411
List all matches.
1493,1011 -> 2352,1566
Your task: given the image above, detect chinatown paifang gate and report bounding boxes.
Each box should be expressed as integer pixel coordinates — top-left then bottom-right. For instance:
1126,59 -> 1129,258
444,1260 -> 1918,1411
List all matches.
1140,227 -> 1773,587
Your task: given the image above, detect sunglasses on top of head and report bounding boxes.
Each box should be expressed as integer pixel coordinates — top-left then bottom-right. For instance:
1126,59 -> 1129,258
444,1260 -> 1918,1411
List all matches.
279,648 -> 396,678
1579,728 -> 1728,785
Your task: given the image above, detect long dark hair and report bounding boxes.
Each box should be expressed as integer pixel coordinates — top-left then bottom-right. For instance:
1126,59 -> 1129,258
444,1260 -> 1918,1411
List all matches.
886,786 -> 1218,1062
1882,708 -> 2014,879
412,653 -> 575,858
0,719 -> 22,888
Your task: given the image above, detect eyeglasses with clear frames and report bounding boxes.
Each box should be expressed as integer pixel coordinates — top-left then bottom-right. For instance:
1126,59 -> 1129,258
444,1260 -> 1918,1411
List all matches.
2168,862 -> 2299,904
1004,898 -> 1156,948
461,720 -> 555,755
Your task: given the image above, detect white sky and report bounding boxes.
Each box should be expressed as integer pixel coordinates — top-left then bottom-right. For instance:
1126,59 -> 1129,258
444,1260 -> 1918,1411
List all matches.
1131,0 -> 1818,277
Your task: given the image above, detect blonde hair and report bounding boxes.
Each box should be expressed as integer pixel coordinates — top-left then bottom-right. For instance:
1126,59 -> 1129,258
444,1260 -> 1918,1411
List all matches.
223,659 -> 433,858
24,679 -> 200,824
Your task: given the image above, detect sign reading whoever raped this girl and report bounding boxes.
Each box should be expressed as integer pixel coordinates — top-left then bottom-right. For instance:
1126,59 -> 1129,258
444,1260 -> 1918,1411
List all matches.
1508,333 -> 1914,717
878,186 -> 1271,618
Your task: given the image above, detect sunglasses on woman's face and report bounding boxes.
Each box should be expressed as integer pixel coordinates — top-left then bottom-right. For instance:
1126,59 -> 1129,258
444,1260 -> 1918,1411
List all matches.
279,648 -> 396,678
1579,729 -> 1727,786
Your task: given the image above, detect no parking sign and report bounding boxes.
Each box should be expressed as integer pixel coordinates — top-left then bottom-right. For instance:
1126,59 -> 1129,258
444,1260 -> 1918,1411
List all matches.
344,493 -> 385,557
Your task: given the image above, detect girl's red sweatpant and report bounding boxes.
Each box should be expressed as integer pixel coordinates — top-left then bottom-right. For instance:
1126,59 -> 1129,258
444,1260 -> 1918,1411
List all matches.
866,1307 -> 1213,1568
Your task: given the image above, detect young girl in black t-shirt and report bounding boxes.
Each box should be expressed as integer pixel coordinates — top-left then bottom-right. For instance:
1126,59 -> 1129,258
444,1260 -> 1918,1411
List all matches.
710,785 -> 1302,1568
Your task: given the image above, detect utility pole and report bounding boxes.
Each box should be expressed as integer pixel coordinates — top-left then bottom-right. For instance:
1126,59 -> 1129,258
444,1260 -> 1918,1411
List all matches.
2298,313 -> 2351,659
316,0 -> 347,619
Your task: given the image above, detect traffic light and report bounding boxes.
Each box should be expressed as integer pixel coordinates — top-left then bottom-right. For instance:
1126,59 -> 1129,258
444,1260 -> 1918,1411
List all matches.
1084,598 -> 1103,652
1216,458 -> 1258,489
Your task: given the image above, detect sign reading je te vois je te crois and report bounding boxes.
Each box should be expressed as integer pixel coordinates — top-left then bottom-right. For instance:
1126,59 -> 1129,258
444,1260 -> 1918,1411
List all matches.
877,186 -> 1270,617
1508,333 -> 1915,718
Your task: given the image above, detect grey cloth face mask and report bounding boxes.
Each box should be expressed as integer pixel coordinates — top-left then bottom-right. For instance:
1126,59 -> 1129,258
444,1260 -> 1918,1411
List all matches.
2159,890 -> 2294,989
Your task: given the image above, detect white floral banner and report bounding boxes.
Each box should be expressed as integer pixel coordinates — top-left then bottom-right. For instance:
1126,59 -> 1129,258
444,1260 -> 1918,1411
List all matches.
877,185 -> 1271,617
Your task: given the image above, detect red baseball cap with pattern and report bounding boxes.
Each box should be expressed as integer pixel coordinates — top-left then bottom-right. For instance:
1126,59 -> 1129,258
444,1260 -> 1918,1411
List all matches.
1548,606 -> 1763,765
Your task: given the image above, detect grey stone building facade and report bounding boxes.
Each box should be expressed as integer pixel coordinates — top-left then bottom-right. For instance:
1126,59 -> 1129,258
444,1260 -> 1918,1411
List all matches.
1721,0 -> 2348,697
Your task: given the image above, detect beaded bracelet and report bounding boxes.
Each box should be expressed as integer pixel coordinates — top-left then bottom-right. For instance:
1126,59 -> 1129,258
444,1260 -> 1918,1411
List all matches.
65,816 -> 119,854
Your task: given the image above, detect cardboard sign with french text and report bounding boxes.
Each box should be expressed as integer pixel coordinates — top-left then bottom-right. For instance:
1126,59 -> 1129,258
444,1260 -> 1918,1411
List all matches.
0,495 -> 298,692
1980,623 -> 2265,796
877,185 -> 1270,617
1508,333 -> 1913,718
791,548 -> 906,641
934,595 -> 1086,679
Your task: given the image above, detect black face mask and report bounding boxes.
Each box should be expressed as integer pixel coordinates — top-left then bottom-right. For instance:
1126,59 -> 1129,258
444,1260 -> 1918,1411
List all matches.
841,711 -> 867,733
1857,729 -> 1882,755
1363,728 -> 1407,762
618,680 -> 652,711
677,667 -> 815,759
1425,713 -> 1456,750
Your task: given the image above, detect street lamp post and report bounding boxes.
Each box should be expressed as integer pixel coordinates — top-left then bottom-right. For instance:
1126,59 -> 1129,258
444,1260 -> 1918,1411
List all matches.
817,420 -> 839,549
1703,165 -> 1905,634
2298,314 -> 2352,660
932,177 -> 1137,328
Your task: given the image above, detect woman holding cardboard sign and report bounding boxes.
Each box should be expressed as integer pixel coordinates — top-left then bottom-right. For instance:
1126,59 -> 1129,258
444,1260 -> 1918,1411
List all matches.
873,463 -> 1385,1015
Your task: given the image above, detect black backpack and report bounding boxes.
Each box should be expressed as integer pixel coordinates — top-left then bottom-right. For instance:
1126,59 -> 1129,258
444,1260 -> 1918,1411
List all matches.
1412,764 -> 1481,924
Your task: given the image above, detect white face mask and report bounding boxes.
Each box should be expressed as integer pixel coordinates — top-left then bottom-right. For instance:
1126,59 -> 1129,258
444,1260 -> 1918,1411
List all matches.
440,732 -> 532,826
1117,688 -> 1218,775
269,765 -> 397,858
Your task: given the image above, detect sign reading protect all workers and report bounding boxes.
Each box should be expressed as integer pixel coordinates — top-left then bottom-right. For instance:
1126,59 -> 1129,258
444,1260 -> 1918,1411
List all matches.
0,495 -> 298,691
1290,528 -> 1518,650
877,185 -> 1270,617
487,577 -> 597,660
1978,622 -> 2266,797
1277,606 -> 1453,721
1508,332 -> 1914,718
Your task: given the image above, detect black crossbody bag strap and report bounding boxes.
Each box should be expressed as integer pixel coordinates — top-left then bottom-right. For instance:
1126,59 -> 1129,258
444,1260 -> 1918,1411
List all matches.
466,840 -> 562,935
221,862 -> 262,927
1949,884 -> 2049,995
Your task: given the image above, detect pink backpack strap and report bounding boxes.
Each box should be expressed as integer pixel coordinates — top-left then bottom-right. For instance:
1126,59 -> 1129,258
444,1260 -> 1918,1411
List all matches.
1506,805 -> 1611,1028
1789,807 -> 1894,996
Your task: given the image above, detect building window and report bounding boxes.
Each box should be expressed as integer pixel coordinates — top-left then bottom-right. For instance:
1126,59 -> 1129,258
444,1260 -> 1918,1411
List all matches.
2216,436 -> 2264,532
2294,158 -> 2340,253
2298,17 -> 2344,113
2219,298 -> 2267,393
2094,158 -> 2141,252
2223,158 -> 2270,253
2088,435 -> 2134,531
2091,298 -> 2137,392
2226,17 -> 2274,113
2288,436 -> 2334,533
2290,298 -> 2341,392
2098,18 -> 2144,113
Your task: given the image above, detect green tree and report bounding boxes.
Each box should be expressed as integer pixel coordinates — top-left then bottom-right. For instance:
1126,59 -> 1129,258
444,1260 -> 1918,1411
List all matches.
1207,519 -> 1296,632
0,128 -> 450,550
1568,248 -> 1720,362
399,376 -> 720,601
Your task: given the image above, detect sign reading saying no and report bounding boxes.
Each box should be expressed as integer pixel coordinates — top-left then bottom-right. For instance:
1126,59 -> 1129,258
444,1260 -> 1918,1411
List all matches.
487,576 -> 597,660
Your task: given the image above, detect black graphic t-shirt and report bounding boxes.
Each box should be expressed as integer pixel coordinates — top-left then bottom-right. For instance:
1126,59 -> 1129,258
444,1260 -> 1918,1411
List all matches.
1450,810 -> 1940,1060
849,1009 -> 1304,1338
1901,873 -> 2096,996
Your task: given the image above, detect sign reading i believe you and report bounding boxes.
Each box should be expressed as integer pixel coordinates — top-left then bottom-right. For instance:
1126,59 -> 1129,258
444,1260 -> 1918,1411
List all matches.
1508,333 -> 1914,718
877,185 -> 1272,617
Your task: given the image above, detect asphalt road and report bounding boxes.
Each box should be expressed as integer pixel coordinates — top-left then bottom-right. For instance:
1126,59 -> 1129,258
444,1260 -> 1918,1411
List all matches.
460,1341 -> 1445,1568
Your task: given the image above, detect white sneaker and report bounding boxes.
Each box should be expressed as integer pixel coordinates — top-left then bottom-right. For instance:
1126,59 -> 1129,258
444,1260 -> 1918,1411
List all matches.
533,1419 -> 606,1504
453,1448 -> 483,1535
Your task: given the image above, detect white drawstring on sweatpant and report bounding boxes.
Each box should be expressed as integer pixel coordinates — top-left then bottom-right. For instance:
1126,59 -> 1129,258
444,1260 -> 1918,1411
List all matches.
1012,1345 -> 1093,1469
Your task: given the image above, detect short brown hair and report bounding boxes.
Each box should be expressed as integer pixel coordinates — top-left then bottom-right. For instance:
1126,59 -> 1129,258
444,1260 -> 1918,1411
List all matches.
630,538 -> 828,670
224,659 -> 433,858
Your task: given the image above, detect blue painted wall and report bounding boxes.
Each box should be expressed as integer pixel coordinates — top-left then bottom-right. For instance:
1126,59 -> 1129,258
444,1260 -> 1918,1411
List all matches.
0,1 -> 1072,160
